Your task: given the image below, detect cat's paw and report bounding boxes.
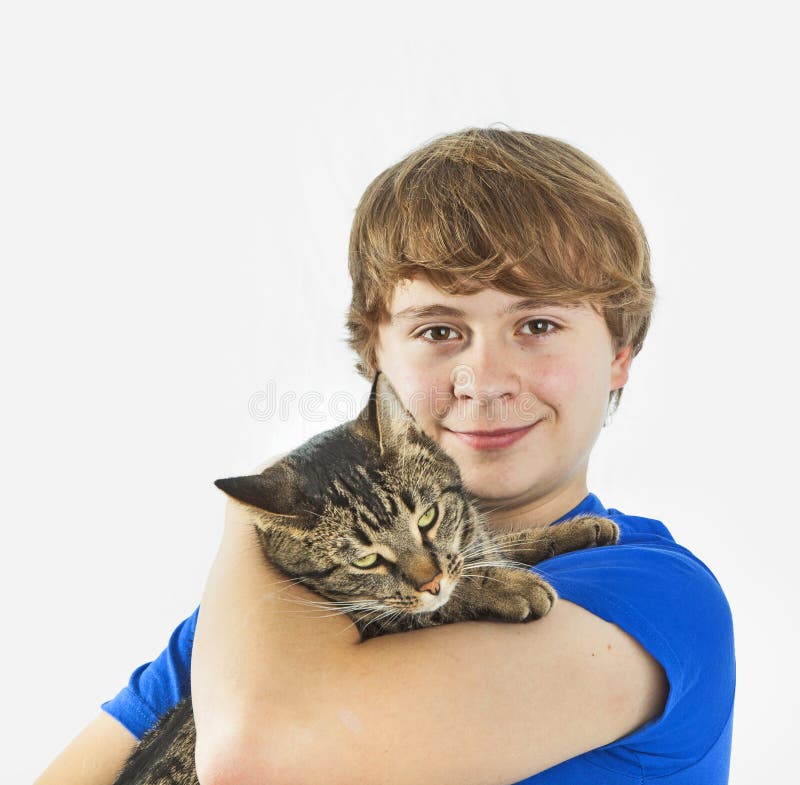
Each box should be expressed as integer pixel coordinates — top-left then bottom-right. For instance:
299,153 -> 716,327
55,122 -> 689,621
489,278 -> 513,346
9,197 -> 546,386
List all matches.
494,570 -> 556,622
549,514 -> 620,552
589,516 -> 619,546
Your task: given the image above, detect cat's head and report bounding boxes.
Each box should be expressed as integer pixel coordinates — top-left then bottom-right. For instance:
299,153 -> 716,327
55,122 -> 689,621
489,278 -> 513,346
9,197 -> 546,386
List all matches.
214,372 -> 484,617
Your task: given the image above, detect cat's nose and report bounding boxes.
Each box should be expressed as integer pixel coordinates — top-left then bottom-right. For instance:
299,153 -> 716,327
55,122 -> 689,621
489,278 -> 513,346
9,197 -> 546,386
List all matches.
417,572 -> 443,595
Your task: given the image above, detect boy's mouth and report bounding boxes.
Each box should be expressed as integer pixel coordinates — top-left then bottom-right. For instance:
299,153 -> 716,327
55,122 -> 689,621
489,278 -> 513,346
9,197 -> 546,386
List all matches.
445,422 -> 539,450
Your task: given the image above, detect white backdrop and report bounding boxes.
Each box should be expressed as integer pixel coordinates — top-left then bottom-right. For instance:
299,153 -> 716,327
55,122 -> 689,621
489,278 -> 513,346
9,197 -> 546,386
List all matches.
2,2 -> 797,783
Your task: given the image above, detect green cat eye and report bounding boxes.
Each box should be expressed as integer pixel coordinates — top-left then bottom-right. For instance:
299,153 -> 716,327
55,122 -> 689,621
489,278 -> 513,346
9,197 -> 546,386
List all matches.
417,505 -> 438,530
353,553 -> 379,569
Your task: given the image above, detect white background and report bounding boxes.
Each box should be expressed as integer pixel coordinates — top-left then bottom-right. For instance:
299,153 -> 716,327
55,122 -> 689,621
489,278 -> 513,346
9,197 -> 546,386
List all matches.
2,2 -> 797,783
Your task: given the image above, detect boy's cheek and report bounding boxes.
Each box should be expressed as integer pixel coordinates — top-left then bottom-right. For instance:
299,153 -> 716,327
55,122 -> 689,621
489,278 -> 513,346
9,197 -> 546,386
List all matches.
530,359 -> 607,417
525,358 -> 582,401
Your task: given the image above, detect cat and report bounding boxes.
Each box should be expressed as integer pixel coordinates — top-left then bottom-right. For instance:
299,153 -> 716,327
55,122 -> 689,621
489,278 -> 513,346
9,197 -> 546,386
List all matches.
112,371 -> 619,784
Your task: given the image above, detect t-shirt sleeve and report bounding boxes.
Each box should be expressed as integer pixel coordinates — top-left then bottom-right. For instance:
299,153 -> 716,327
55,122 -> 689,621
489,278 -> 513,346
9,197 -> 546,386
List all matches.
534,533 -> 735,776
101,606 -> 199,740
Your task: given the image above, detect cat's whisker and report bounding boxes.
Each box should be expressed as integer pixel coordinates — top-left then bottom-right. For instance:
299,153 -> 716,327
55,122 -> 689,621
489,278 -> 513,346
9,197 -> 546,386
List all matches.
383,609 -> 409,630
459,539 -> 506,556
463,502 -> 509,523
463,560 -> 531,571
470,539 -> 526,557
276,608 -> 353,619
266,575 -> 307,588
275,592 -> 384,611
359,606 -> 404,635
281,599 -> 373,612
463,530 -> 509,548
301,610 -> 379,621
457,573 -> 517,587
459,542 -> 510,561
337,604 -> 394,636
367,607 -> 397,624
465,537 -> 505,554
279,601 -> 390,623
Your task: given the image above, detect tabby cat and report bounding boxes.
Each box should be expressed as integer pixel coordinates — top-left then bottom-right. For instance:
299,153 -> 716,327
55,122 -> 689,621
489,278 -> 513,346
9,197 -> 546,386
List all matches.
112,371 -> 618,784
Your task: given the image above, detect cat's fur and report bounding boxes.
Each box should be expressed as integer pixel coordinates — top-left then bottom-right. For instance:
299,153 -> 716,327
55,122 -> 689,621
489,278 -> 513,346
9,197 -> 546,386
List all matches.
112,372 -> 618,784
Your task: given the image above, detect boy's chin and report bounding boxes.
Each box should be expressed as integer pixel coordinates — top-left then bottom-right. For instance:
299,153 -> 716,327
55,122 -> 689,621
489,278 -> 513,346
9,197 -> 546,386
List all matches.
459,467 -> 548,506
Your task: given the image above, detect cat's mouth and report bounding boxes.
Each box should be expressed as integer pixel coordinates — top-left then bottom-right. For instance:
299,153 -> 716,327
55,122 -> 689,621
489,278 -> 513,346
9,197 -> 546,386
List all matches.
417,579 -> 455,612
378,577 -> 456,614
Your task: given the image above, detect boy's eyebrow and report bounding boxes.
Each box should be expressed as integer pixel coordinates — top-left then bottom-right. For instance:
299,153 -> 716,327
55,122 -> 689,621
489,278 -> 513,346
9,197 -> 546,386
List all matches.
390,298 -> 578,324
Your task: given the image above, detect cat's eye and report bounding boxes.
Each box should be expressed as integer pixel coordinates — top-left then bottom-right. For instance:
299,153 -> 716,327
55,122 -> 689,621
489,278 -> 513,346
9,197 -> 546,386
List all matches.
417,505 -> 438,530
353,553 -> 380,569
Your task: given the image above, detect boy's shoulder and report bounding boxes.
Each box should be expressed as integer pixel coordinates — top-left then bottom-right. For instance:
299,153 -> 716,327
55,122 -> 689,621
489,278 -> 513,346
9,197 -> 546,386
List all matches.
537,494 -> 735,776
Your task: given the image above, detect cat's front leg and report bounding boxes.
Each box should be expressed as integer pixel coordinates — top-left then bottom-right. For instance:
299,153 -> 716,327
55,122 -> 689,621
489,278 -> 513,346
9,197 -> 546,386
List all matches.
493,515 -> 619,566
440,566 -> 556,624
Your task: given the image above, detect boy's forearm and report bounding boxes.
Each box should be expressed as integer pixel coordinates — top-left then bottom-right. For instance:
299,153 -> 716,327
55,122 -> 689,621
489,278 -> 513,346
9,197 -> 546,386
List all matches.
191,500 -> 360,777
33,712 -> 137,785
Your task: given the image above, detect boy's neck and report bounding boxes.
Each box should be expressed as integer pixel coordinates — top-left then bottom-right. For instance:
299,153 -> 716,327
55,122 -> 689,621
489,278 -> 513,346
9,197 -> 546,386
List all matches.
476,474 -> 591,532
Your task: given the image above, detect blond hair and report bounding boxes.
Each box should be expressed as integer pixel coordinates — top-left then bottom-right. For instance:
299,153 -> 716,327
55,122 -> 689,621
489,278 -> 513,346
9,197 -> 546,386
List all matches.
346,126 -> 655,410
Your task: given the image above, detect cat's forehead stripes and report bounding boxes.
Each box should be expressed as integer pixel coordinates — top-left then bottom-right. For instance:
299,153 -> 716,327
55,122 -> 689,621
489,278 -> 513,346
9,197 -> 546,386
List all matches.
327,470 -> 417,533
398,489 -> 416,512
356,507 -> 386,534
352,527 -> 373,547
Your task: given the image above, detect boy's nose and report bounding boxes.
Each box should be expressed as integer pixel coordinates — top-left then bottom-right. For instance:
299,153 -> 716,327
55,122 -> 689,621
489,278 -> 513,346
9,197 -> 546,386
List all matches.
451,355 -> 521,402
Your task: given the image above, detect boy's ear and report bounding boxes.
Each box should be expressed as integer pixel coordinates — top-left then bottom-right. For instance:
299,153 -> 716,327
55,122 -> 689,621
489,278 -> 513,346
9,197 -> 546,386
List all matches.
610,345 -> 633,391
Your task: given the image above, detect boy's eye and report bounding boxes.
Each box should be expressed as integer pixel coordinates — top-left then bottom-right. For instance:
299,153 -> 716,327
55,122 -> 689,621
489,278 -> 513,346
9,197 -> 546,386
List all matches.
521,319 -> 557,335
353,553 -> 380,569
419,326 -> 458,341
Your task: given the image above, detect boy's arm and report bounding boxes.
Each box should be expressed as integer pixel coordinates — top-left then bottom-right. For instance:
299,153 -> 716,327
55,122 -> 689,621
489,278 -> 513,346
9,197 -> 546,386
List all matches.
34,712 -> 136,785
192,499 -> 668,785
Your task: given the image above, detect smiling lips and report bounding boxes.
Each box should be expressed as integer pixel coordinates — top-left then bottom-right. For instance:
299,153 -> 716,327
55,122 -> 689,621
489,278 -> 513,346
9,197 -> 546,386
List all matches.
447,423 -> 538,450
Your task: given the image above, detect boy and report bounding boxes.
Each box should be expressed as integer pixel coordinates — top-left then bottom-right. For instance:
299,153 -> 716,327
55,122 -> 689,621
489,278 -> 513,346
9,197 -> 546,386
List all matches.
36,128 -> 735,784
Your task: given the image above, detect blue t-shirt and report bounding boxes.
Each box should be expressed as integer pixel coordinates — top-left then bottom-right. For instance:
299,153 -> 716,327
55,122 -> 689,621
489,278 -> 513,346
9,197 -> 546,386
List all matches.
102,493 -> 735,783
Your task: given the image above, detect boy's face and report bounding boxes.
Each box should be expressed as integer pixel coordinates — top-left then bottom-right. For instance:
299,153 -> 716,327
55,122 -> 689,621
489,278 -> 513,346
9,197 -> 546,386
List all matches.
375,275 -> 632,524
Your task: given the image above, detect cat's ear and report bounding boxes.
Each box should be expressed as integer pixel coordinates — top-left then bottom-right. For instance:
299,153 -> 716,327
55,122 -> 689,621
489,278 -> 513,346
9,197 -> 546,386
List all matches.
214,462 -> 303,519
355,371 -> 422,455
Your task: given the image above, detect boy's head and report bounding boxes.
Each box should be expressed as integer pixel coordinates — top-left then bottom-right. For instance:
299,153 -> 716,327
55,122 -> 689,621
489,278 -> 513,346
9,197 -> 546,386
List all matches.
346,126 -> 655,412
